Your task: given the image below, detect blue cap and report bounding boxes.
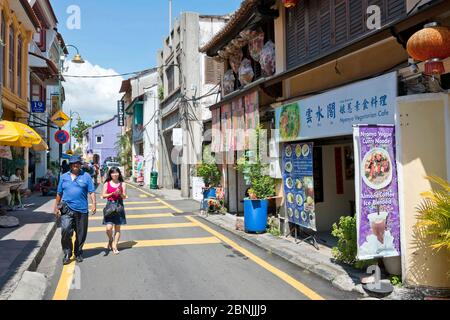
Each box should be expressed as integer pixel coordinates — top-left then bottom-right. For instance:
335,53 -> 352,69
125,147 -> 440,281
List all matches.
69,155 -> 82,164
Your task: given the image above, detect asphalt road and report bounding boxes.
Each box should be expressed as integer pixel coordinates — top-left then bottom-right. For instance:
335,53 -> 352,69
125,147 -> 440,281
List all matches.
38,183 -> 358,300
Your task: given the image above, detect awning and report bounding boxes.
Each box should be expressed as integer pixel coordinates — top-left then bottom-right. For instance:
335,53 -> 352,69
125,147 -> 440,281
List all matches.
0,121 -> 43,148
33,139 -> 49,151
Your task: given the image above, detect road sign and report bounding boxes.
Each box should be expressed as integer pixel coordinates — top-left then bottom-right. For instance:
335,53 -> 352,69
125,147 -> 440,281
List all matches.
51,110 -> 70,128
54,130 -> 70,144
118,100 -> 125,126
66,150 -> 74,156
31,101 -> 46,113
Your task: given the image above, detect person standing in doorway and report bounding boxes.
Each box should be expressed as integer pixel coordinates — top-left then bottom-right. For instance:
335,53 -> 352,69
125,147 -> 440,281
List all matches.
54,156 -> 97,265
101,167 -> 127,255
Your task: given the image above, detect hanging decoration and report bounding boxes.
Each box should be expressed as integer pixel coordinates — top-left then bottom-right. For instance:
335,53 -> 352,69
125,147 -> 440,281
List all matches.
282,0 -> 298,8
260,40 -> 276,76
406,22 -> 450,76
223,69 -> 236,95
239,58 -> 254,86
229,48 -> 243,74
248,30 -> 265,62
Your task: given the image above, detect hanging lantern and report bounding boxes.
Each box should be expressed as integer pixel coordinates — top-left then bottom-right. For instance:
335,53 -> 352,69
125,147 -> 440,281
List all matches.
282,0 -> 298,8
407,22 -> 450,75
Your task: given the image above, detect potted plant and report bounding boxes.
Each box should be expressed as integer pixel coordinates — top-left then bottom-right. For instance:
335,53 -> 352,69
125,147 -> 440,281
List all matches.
197,146 -> 222,202
236,125 -> 276,233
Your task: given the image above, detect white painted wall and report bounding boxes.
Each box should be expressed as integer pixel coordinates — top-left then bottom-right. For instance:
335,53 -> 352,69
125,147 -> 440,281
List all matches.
315,144 -> 356,232
143,85 -> 159,186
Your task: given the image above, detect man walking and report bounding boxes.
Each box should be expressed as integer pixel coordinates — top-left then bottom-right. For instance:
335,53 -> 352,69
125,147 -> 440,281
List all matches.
54,156 -> 97,265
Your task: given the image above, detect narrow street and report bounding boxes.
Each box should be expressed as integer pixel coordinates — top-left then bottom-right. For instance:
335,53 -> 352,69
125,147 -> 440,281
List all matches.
39,184 -> 357,300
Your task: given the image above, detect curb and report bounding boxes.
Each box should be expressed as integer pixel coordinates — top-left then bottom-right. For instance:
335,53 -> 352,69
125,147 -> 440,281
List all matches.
0,217 -> 57,300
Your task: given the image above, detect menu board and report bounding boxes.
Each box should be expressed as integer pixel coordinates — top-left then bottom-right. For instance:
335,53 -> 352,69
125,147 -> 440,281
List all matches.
282,142 -> 317,231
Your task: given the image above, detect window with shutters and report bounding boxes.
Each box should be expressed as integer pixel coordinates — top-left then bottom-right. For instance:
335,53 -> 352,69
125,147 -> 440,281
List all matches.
204,56 -> 224,85
166,64 -> 174,94
285,0 -> 406,70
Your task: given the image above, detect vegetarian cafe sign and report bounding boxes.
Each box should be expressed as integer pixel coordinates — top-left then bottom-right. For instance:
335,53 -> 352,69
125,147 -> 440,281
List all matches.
275,72 -> 397,141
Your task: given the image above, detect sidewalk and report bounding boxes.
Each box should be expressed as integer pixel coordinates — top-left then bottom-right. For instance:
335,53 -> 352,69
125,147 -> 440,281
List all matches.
0,193 -> 56,300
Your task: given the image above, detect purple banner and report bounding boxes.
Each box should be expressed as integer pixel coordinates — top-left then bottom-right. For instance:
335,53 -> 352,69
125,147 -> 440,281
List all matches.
354,125 -> 400,260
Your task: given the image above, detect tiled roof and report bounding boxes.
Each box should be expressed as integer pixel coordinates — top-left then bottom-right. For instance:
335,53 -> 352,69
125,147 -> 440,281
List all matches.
199,0 -> 258,54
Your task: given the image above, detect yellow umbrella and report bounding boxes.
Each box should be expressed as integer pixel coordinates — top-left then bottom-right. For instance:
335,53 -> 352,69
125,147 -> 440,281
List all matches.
33,139 -> 49,151
0,121 -> 43,148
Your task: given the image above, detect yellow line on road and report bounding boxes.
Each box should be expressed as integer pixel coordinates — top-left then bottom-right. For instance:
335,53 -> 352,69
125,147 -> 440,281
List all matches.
88,222 -> 197,232
123,206 -> 169,211
187,216 -> 325,301
83,237 -> 221,250
90,213 -> 174,220
53,261 -> 76,300
126,183 -> 155,197
125,182 -> 184,214
155,198 -> 183,214
97,201 -> 159,207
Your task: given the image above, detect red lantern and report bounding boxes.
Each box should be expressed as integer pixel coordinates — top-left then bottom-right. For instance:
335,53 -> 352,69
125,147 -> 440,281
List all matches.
282,0 -> 298,8
407,22 -> 450,75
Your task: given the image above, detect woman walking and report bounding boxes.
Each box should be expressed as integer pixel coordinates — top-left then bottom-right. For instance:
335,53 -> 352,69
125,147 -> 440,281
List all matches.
102,167 -> 127,254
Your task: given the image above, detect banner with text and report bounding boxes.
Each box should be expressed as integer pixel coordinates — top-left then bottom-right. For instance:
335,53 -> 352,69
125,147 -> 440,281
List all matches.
354,125 -> 401,260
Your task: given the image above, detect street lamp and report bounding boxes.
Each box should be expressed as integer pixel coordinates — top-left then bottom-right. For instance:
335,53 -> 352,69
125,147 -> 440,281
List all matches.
56,42 -> 85,179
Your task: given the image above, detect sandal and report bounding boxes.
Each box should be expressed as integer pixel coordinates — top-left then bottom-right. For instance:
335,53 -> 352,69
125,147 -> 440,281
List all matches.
112,247 -> 120,255
107,239 -> 113,251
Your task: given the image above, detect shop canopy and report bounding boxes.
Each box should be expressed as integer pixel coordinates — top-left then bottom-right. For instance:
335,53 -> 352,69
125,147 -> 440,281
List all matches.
0,121 -> 43,148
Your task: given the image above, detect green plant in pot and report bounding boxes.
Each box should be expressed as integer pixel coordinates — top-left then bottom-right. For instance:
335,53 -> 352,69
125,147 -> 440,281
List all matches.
197,145 -> 222,207
236,125 -> 275,233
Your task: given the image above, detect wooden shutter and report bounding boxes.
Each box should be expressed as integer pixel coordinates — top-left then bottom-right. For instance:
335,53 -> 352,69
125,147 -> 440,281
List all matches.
307,0 -> 320,57
386,0 -> 406,21
205,56 -> 224,85
333,0 -> 348,47
319,0 -> 332,52
348,0 -> 365,38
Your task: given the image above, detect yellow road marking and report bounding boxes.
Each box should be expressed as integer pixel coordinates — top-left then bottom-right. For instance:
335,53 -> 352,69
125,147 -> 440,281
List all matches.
89,213 -> 174,220
155,198 -> 183,214
88,222 -> 197,232
125,183 -> 155,197
123,206 -> 169,211
96,201 -> 159,206
125,182 -> 183,214
187,216 -> 325,301
83,237 -> 221,250
139,195 -> 148,198
53,261 -> 76,300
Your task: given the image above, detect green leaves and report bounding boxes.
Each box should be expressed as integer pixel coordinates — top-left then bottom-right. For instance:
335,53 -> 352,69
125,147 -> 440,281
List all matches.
72,121 -> 91,144
331,216 -> 375,269
416,176 -> 450,252
197,162 -> 221,186
235,125 -> 275,200
115,134 -> 132,168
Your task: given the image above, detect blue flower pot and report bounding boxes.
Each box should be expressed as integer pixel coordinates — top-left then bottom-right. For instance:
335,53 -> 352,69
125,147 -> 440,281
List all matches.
203,187 -> 216,199
244,199 -> 268,233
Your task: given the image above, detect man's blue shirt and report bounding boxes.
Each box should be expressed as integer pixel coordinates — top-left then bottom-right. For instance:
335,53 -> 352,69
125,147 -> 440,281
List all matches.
57,171 -> 95,213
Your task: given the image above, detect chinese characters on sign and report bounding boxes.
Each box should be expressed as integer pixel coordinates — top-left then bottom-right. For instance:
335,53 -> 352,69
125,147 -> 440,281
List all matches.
118,100 -> 125,127
354,125 -> 401,260
275,72 -> 397,141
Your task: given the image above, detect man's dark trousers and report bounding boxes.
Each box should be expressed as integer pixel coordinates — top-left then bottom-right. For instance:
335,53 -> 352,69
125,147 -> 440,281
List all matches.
61,208 -> 89,257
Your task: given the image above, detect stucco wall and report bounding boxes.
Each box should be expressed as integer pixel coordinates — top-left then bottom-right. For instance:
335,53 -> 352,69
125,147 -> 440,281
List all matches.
397,94 -> 450,288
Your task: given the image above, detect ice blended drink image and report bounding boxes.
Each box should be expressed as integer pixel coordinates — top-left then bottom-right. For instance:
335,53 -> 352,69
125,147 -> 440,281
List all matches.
368,212 -> 388,244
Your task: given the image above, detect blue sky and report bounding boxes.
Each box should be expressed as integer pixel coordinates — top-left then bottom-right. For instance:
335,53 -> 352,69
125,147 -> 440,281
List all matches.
52,0 -> 242,74
51,0 -> 242,123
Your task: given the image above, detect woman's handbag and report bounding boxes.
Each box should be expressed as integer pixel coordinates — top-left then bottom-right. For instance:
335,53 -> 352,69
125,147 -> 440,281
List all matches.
103,200 -> 123,218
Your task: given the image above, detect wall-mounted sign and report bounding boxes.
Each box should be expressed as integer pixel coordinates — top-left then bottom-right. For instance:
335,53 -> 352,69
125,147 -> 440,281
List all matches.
51,110 -> 70,128
118,100 -> 125,126
51,94 -> 60,111
282,142 -> 316,231
353,125 -> 400,260
172,128 -> 183,147
54,130 -> 70,145
275,72 -> 397,142
31,101 -> 46,113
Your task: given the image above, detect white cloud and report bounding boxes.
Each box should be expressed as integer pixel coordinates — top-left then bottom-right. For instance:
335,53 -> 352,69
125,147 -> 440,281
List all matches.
62,61 -> 123,124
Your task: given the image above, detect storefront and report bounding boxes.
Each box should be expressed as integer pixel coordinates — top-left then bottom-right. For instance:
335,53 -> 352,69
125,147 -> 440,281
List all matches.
274,72 -> 402,261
